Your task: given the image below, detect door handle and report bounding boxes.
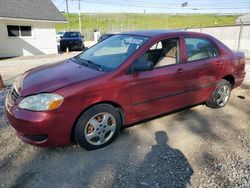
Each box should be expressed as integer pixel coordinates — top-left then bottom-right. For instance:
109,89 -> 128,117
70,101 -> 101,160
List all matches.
215,61 -> 223,66
176,68 -> 184,75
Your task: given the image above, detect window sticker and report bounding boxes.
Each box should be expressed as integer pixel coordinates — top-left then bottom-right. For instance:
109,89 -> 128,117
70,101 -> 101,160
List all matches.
124,38 -> 144,45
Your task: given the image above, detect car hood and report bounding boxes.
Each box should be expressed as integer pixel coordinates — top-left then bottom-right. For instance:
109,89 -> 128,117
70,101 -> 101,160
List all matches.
17,59 -> 105,96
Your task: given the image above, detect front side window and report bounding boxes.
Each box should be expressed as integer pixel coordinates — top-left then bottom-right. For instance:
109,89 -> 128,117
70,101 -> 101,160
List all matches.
185,38 -> 219,62
7,25 -> 32,37
138,37 -> 180,68
77,34 -> 149,71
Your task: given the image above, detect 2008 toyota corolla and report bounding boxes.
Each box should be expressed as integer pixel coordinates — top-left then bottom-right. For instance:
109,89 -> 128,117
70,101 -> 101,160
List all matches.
5,30 -> 246,150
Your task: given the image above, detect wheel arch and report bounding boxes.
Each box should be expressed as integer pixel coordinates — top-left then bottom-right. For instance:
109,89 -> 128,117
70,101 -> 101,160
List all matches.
71,101 -> 126,143
222,75 -> 235,87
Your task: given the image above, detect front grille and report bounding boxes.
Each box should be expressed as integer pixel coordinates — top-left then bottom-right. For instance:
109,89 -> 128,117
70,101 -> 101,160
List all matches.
8,86 -> 20,104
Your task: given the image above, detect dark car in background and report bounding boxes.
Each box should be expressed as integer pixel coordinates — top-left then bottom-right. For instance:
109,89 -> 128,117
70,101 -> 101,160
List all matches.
60,31 -> 85,51
98,34 -> 115,42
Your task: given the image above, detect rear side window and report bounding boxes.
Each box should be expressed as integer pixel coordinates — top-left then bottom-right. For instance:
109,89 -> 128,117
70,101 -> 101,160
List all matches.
185,38 -> 219,62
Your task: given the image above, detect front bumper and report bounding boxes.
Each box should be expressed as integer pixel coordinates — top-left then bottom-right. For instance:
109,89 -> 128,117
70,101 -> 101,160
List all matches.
5,97 -> 74,147
60,41 -> 83,50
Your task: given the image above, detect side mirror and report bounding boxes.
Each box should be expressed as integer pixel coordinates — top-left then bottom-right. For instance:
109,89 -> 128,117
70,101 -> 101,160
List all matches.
133,60 -> 154,72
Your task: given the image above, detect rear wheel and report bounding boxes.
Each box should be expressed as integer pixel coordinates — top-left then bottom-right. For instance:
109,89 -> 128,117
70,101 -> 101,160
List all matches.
74,104 -> 122,150
206,79 -> 231,108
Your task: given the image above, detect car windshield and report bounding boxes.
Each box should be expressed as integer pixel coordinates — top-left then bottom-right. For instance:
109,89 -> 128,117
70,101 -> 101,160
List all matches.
76,34 -> 149,71
63,32 -> 80,38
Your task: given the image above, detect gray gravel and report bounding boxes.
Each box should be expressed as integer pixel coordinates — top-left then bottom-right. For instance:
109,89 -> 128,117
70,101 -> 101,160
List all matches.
0,87 -> 250,188
0,52 -> 80,86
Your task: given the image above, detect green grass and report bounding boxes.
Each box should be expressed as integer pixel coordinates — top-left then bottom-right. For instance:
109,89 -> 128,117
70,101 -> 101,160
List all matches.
56,13 -> 239,39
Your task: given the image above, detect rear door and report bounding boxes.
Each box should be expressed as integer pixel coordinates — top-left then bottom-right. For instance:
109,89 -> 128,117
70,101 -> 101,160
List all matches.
184,36 -> 223,105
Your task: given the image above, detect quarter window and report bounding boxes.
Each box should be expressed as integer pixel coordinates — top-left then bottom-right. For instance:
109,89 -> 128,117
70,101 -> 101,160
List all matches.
150,41 -> 163,50
185,38 -> 219,62
7,25 -> 32,37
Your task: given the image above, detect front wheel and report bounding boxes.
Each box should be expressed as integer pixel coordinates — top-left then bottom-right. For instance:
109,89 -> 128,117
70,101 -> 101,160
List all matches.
60,46 -> 66,52
206,79 -> 231,108
74,104 -> 122,150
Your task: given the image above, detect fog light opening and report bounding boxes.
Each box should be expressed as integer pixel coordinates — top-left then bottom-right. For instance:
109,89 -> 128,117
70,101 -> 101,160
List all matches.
24,135 -> 48,142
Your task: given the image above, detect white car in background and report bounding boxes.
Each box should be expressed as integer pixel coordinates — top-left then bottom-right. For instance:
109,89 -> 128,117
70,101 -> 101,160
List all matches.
56,31 -> 65,43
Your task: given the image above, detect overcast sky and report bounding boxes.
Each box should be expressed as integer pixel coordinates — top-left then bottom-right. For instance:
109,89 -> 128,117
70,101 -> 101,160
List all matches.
52,0 -> 250,14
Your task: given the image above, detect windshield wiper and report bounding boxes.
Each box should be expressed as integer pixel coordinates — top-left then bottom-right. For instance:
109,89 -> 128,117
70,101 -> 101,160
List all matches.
70,56 -> 88,66
83,59 -> 103,71
72,56 -> 103,71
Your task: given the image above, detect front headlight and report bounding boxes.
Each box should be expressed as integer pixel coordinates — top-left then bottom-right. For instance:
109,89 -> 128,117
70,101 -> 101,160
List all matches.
19,93 -> 64,111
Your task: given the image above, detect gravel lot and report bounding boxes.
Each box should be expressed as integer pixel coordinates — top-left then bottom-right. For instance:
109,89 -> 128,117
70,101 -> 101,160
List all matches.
0,86 -> 250,188
0,52 -> 80,86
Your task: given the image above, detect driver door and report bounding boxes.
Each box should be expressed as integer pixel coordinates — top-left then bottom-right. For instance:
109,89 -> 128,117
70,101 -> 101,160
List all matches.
130,37 -> 187,122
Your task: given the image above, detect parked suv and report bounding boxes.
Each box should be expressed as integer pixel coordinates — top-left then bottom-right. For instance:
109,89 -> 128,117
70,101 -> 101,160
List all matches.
5,30 -> 246,150
60,31 -> 84,51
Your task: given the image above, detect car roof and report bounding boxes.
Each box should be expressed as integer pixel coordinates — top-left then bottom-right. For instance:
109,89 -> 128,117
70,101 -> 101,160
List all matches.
121,30 -> 208,38
64,31 -> 80,33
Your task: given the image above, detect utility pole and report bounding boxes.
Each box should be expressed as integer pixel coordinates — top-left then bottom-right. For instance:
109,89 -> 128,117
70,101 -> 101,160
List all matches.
165,13 -> 168,29
66,0 -> 70,31
109,15 -> 111,32
237,18 -> 244,51
78,0 -> 82,33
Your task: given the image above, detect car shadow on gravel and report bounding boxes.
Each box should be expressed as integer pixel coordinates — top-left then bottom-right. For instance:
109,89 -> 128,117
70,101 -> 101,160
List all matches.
112,131 -> 194,188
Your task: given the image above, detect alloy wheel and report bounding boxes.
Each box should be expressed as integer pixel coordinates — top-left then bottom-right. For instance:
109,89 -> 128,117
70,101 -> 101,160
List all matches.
84,112 -> 116,145
216,85 -> 230,107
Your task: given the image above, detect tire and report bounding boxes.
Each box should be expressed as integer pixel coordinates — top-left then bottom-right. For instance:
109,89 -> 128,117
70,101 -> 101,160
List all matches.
206,79 -> 231,108
79,46 -> 84,51
60,46 -> 66,52
74,104 -> 122,150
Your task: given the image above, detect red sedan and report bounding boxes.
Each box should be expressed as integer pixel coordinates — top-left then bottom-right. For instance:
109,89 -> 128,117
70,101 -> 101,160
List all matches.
5,30 -> 246,150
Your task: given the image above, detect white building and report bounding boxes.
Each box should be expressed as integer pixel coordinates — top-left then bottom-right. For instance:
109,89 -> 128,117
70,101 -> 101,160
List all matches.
0,0 -> 66,58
